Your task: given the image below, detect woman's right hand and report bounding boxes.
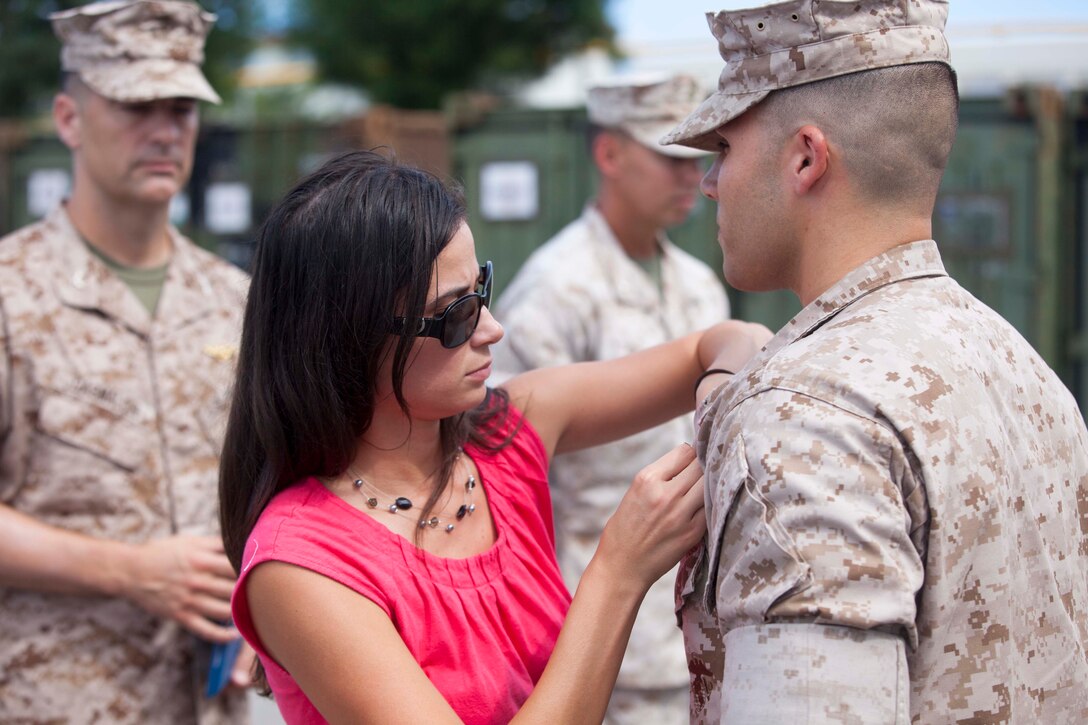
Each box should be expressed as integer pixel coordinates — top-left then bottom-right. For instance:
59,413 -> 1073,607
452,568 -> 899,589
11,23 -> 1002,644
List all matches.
594,443 -> 706,595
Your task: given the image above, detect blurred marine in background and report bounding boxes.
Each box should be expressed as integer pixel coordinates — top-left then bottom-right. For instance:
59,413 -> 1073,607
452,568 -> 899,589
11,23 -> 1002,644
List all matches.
0,2 -> 250,723
491,74 -> 729,723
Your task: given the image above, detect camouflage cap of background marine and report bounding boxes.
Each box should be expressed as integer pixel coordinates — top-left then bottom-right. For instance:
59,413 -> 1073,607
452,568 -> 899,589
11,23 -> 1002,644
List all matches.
51,0 -> 221,105
588,74 -> 710,159
662,0 -> 951,152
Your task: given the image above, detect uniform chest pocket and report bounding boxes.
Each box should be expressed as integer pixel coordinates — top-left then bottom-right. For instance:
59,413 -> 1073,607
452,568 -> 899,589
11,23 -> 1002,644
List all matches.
36,392 -> 147,472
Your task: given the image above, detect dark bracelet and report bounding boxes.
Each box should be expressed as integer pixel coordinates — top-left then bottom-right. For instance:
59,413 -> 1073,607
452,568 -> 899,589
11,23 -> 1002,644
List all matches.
694,368 -> 735,397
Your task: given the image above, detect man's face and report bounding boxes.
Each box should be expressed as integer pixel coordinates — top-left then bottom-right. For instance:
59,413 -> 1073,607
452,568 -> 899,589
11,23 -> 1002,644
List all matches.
61,88 -> 199,207
609,134 -> 704,230
699,111 -> 792,292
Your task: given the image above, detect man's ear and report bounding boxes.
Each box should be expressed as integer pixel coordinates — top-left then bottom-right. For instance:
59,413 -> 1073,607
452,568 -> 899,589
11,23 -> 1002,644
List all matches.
592,131 -> 625,179
53,93 -> 81,151
788,124 -> 830,195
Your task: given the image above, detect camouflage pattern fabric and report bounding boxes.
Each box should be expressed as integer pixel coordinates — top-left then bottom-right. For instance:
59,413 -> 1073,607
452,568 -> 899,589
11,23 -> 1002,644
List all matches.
677,240 -> 1088,722
492,206 -> 729,705
51,0 -> 221,104
587,74 -> 710,160
0,206 -> 248,724
661,0 -> 951,152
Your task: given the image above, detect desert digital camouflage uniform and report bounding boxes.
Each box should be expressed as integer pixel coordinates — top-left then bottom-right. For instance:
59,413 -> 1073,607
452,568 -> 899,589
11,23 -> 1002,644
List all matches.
492,205 -> 728,714
0,206 -> 248,724
676,240 -> 1088,723
587,74 -> 710,161
51,0 -> 221,105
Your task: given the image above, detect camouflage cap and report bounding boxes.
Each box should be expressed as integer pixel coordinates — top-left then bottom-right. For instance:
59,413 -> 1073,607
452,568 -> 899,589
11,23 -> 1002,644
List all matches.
588,74 -> 710,159
662,0 -> 950,151
51,0 -> 221,105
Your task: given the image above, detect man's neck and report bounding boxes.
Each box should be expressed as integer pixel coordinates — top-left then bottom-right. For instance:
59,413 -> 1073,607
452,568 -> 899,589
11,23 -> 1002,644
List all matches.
794,202 -> 934,306
65,187 -> 174,269
595,196 -> 661,260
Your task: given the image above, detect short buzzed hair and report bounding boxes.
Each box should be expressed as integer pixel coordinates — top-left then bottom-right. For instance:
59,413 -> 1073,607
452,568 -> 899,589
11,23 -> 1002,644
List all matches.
757,62 -> 959,206
60,72 -> 82,94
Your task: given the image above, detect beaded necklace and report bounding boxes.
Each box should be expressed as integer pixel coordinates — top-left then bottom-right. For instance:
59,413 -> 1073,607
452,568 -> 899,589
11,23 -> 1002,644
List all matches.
348,452 -> 477,534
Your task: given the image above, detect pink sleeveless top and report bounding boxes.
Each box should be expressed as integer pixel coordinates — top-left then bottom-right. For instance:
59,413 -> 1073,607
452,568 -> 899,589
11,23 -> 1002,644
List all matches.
232,409 -> 571,724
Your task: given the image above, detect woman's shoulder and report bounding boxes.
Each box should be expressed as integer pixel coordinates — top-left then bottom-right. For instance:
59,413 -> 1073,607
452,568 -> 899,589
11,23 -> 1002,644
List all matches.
245,478 -> 394,574
250,477 -> 335,538
238,478 -> 399,612
231,481 -> 398,669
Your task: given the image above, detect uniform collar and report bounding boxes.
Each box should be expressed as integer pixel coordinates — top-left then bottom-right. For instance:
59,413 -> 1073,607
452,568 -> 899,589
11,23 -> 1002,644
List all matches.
48,204 -> 218,337
698,240 -> 948,427
761,239 -> 948,360
582,205 -> 677,308
156,224 -> 220,332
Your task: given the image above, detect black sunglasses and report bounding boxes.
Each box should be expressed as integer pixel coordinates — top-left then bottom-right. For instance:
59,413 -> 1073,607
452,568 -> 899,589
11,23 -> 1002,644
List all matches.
392,261 -> 493,349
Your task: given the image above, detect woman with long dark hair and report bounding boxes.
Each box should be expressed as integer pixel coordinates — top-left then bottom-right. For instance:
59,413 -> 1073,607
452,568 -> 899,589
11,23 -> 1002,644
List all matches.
220,150 -> 768,724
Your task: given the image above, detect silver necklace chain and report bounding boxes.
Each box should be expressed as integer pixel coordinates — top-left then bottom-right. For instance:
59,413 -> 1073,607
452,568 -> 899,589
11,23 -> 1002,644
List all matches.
347,451 -> 477,534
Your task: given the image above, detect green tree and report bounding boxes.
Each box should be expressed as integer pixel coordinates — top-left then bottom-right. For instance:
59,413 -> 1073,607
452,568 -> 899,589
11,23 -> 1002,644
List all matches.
292,0 -> 615,109
0,0 -> 255,117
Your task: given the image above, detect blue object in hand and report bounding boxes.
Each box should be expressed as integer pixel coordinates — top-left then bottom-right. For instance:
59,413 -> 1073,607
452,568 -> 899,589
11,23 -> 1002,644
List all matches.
205,637 -> 243,698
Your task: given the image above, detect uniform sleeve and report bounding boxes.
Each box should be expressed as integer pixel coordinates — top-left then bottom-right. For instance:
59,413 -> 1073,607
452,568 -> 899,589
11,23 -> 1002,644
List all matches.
490,278 -> 592,383
0,300 -> 10,442
719,622 -> 909,722
0,295 -> 17,503
700,389 -> 924,722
